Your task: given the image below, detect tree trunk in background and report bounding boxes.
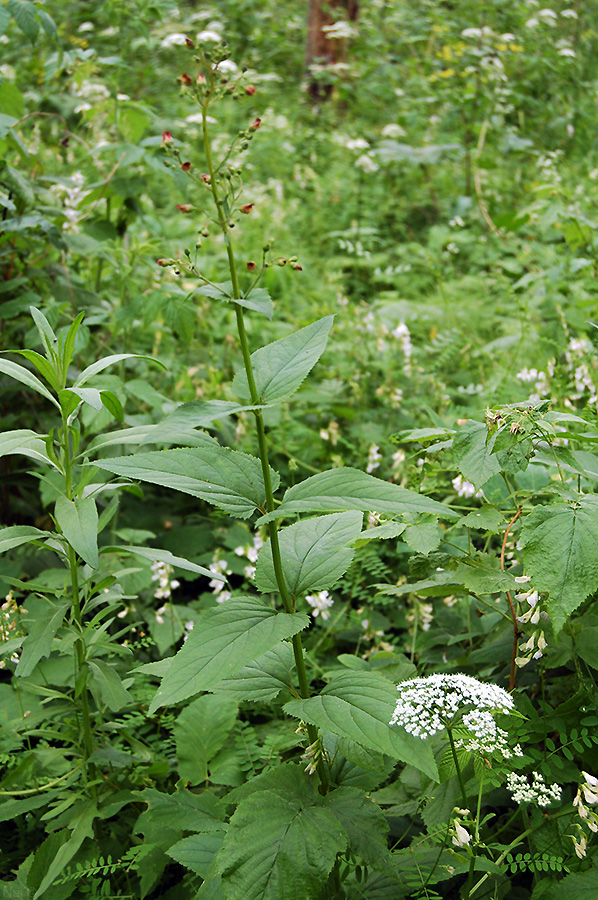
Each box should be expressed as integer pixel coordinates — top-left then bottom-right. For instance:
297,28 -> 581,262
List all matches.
305,0 -> 359,100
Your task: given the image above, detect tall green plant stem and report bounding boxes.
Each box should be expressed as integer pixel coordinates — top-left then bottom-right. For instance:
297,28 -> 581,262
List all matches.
201,106 -> 330,792
62,412 -> 96,785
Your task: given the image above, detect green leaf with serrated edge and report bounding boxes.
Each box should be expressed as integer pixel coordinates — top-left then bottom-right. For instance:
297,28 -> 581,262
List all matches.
7,0 -> 39,43
16,601 -> 69,677
134,787 -> 226,835
461,506 -> 505,532
257,468 -> 459,525
88,660 -> 133,712
143,401 -> 262,445
454,555 -> 518,594
73,353 -> 165,387
168,833 -> 225,877
575,627 -> 598,669
402,519 -> 442,555
217,788 -> 347,900
0,525 -> 50,553
337,738 -> 388,773
94,447 -> 278,520
147,598 -> 309,712
0,5 -> 10,36
54,495 -> 99,568
255,511 -> 363,597
0,359 -> 59,407
175,695 -> 238,784
324,787 -> 395,875
520,495 -> 598,633
284,671 -> 438,780
197,281 -> 274,318
88,424 -> 218,452
211,643 -> 295,701
113,545 -> 221,582
355,521 -> 406,544
452,420 -> 500,489
32,799 -> 96,899
232,315 -> 333,404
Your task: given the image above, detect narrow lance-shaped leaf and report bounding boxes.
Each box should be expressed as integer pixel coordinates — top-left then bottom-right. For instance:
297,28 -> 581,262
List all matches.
232,315 -> 334,404
143,597 -> 309,712
0,358 -> 59,407
74,353 -> 165,387
54,495 -> 99,569
257,467 -> 459,524
0,525 -> 51,554
255,511 -> 363,598
16,601 -> 69,678
95,446 -> 279,520
115,545 -> 223,582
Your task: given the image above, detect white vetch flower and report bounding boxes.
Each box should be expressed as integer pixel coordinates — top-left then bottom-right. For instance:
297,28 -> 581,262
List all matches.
452,821 -> 472,847
366,443 -> 382,473
305,590 -> 334,620
452,474 -> 483,499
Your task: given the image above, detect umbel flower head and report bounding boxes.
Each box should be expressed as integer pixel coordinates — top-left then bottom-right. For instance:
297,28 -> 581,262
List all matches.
390,673 -> 520,758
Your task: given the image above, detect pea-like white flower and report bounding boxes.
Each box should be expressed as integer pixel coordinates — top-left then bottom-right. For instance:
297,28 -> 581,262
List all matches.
306,590 -> 334,620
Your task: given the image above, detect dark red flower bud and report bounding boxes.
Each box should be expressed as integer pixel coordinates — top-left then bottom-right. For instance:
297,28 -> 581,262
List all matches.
200,173 -> 211,183
197,73 -> 207,84
181,161 -> 191,172
240,203 -> 254,215
248,117 -> 261,132
156,258 -> 169,267
185,37 -> 194,48
162,131 -> 173,144
246,261 -> 257,271
180,73 -> 193,85
176,203 -> 192,213
245,84 -> 257,96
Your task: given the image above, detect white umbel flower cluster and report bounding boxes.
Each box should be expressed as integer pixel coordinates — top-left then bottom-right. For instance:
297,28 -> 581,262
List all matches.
390,674 -> 517,755
458,710 -> 522,759
506,771 -> 561,807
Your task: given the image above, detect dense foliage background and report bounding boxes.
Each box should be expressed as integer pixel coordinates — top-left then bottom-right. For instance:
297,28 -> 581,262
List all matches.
2,1 -> 598,898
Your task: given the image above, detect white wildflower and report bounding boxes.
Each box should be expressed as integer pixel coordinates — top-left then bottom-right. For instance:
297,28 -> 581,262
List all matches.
452,474 -> 483,499
355,154 -> 379,173
560,8 -> 578,17
150,561 -> 180,600
196,30 -> 222,42
366,443 -> 382,473
452,821 -> 472,847
506,771 -> 562,806
160,33 -> 188,48
322,21 -> 358,40
208,558 -> 231,597
305,590 -> 334,621
215,59 -> 238,74
381,123 -> 406,138
558,48 -> 576,57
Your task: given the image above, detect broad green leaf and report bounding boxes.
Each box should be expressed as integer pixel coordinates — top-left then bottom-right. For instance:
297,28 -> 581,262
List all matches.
7,0 -> 39,43
16,601 -> 69,677
0,5 -> 10,36
452,420 -> 500,489
54,495 -> 99,568
284,671 -> 438,780
116,545 -> 222,582
520,495 -> 598,632
88,660 -> 133,712
402,518 -> 442,555
258,467 -> 459,524
575,627 -> 598,669
73,353 -> 165,387
0,525 -> 50,553
461,506 -> 505,532
168,833 -> 225,877
60,386 -> 103,412
355,521 -> 406,544
32,799 -> 96,898
0,358 -> 59,407
255,511 -> 363,597
232,316 -> 333,404
88,424 -> 217,452
95,447 -> 278,519
147,598 -> 309,712
175,695 -> 238,784
454,554 -> 518,594
324,787 -> 395,875
217,788 -> 347,900
143,401 -> 261,445
134,787 -> 226,835
211,644 -> 295,702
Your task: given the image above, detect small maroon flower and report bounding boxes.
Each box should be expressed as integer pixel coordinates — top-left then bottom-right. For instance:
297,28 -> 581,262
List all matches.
156,258 -> 169,267
176,203 -> 192,213
246,261 -> 257,271
245,84 -> 257,96
197,73 -> 207,84
200,173 -> 211,183
162,131 -> 173,144
181,161 -> 191,172
185,37 -> 194,48
248,117 -> 261,132
180,73 -> 193,86
240,203 -> 254,215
